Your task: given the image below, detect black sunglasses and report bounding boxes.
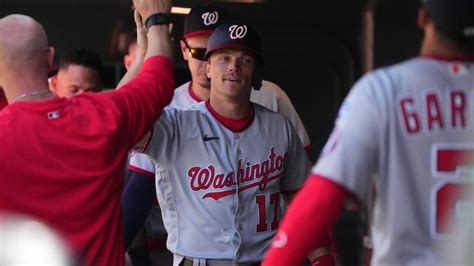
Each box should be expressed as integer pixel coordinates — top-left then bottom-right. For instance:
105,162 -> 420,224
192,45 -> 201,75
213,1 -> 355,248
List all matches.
183,39 -> 207,61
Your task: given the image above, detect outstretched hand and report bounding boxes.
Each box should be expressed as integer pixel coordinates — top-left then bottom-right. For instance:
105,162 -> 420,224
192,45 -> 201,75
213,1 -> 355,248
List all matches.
132,0 -> 172,21
116,3 -> 173,89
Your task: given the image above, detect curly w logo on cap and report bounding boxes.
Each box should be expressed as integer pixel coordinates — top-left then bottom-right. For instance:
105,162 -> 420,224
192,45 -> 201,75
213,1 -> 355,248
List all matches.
229,25 -> 248,39
201,11 -> 219,26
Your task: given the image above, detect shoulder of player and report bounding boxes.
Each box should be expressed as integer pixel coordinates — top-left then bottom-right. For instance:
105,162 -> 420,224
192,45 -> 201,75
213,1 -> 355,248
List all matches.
342,58 -> 427,119
254,80 -> 287,98
369,57 -> 431,81
174,81 -> 191,94
350,58 -> 417,97
165,102 -> 292,127
166,81 -> 192,109
163,101 -> 206,118
253,103 -> 292,126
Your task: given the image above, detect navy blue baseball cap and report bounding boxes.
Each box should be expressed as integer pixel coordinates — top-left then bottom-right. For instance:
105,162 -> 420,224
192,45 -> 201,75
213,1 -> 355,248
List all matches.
183,5 -> 229,39
204,23 -> 264,65
423,0 -> 474,42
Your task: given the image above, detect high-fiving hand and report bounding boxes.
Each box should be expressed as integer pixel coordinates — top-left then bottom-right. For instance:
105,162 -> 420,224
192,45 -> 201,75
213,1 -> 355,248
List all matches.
132,0 -> 172,22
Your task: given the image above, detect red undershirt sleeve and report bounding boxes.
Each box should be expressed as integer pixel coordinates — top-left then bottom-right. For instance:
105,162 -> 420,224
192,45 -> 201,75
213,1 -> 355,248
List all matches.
262,175 -> 351,266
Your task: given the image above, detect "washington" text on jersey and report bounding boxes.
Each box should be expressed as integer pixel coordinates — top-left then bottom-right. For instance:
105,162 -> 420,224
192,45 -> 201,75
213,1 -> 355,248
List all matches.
187,147 -> 288,200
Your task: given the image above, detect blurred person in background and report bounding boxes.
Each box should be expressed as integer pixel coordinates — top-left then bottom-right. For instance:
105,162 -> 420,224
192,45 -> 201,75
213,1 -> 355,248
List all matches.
49,48 -> 103,98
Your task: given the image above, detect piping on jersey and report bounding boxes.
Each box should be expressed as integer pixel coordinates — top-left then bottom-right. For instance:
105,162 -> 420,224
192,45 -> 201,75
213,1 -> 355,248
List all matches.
187,147 -> 288,200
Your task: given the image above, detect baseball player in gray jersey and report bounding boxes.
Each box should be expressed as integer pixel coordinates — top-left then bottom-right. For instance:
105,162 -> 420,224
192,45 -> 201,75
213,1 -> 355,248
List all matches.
123,5 -> 313,265
126,5 -> 311,180
129,23 -> 312,266
263,0 -> 474,265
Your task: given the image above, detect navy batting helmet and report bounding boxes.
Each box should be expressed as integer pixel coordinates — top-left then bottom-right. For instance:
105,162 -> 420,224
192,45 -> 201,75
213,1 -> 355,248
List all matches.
204,23 -> 264,90
423,0 -> 474,42
183,5 -> 229,39
204,23 -> 264,65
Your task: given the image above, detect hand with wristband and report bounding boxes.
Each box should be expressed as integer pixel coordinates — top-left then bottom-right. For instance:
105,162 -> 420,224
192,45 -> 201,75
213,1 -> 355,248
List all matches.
117,0 -> 173,88
132,0 -> 172,22
130,0 -> 173,59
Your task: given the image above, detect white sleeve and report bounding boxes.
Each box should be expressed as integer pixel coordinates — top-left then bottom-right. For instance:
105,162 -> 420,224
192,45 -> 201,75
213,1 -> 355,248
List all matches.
129,152 -> 156,176
265,81 -> 311,148
312,73 -> 381,200
280,120 -> 312,193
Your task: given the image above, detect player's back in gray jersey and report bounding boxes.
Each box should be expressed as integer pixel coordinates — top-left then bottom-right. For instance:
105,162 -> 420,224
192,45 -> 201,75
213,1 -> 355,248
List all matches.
314,57 -> 474,265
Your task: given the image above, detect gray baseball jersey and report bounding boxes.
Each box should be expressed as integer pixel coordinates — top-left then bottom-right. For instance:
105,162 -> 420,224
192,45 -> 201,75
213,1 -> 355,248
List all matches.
128,80 -> 312,258
313,57 -> 474,265
130,80 -> 311,182
141,101 -> 310,264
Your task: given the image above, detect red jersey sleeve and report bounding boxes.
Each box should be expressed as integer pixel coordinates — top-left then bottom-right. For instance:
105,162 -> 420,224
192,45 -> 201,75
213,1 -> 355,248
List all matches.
262,175 -> 350,266
97,56 -> 175,146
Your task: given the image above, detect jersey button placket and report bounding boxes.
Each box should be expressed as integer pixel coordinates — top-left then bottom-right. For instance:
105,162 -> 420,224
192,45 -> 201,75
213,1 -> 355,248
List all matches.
233,132 -> 243,260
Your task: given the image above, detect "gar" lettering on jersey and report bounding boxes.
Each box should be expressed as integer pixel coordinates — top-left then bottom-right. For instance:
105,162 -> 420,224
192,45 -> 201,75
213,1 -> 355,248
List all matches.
187,147 -> 288,200
399,89 -> 471,134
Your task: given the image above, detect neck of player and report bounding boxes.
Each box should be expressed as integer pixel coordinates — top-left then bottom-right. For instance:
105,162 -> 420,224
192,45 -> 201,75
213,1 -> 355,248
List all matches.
193,82 -> 211,101
209,94 -> 252,120
420,22 -> 474,60
3,74 -> 53,103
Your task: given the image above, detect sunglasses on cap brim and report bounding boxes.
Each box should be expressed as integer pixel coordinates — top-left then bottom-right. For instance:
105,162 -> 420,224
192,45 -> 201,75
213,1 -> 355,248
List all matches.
183,39 -> 207,61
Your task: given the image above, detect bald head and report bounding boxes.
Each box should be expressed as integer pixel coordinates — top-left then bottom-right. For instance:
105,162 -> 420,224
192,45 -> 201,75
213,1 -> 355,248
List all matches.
0,14 -> 50,76
0,15 -> 54,101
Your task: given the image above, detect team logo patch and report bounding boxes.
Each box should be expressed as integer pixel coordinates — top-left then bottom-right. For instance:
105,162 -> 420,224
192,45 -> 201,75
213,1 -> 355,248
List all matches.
201,12 -> 219,26
229,25 -> 247,39
47,111 -> 60,119
449,63 -> 468,77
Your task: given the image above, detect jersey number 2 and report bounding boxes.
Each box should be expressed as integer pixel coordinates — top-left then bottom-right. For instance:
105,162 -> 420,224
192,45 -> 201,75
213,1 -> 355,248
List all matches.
256,192 -> 280,232
432,146 -> 473,237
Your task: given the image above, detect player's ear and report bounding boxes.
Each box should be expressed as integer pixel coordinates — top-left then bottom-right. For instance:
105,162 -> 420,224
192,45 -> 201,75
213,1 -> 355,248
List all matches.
417,7 -> 431,30
123,55 -> 132,71
49,76 -> 58,93
180,40 -> 189,61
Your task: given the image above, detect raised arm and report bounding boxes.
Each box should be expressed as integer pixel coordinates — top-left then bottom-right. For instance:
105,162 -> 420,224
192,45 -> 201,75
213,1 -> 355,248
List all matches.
117,0 -> 173,87
107,0 -> 175,146
134,0 -> 172,60
116,10 -> 148,88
